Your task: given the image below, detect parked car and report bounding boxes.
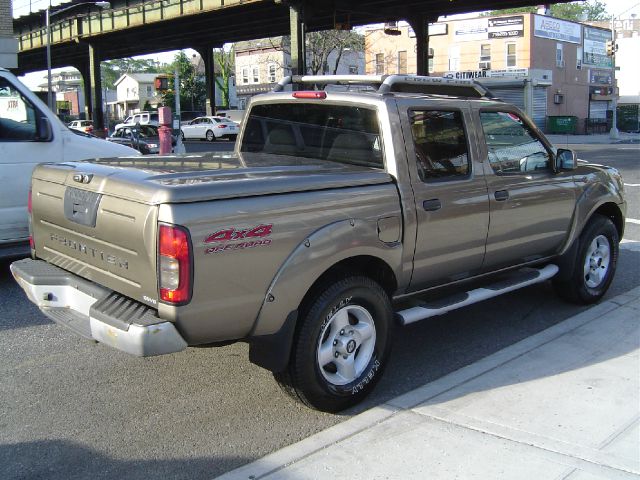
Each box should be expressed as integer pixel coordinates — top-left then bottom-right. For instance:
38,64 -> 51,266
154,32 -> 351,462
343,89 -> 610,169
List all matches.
114,111 -> 159,131
216,109 -> 245,125
0,67 -> 140,259
180,116 -> 239,141
107,125 -> 175,154
11,75 -> 626,412
68,119 -> 94,134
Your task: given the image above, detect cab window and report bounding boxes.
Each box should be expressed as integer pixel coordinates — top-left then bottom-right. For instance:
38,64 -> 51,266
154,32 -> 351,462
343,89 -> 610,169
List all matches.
479,111 -> 550,174
0,78 -> 37,141
409,110 -> 470,181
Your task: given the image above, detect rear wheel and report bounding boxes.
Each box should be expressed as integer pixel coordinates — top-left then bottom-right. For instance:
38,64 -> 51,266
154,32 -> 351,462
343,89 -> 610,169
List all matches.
180,130 -> 185,141
275,276 -> 393,412
206,129 -> 215,142
554,214 -> 619,304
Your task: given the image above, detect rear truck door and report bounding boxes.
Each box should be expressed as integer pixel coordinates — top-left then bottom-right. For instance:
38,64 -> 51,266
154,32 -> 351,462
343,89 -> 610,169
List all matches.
398,101 -> 491,290
30,163 -> 160,308
475,107 -> 577,270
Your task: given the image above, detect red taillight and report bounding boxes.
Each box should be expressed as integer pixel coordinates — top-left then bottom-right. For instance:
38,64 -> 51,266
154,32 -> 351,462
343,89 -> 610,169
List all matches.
27,189 -> 32,214
292,91 -> 327,99
217,124 -> 228,128
86,125 -> 93,133
159,225 -> 192,304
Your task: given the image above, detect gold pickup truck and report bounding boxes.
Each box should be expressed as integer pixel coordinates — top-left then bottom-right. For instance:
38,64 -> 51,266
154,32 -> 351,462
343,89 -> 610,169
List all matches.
11,75 -> 626,412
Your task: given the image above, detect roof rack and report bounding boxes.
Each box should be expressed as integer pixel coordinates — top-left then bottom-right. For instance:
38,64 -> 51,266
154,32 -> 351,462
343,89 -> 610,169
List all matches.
273,74 -> 495,99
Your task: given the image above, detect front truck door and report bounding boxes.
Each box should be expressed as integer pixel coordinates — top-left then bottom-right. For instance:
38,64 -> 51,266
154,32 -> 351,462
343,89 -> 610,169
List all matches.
0,77 -> 62,243
400,105 -> 491,291
476,108 -> 577,270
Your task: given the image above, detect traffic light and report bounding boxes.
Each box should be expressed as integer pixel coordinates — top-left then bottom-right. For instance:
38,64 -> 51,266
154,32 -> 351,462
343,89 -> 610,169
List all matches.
155,76 -> 170,92
606,40 -> 618,57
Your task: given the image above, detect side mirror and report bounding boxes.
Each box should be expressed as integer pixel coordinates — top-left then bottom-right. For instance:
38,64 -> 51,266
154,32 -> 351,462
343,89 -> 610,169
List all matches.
36,116 -> 53,142
555,148 -> 577,171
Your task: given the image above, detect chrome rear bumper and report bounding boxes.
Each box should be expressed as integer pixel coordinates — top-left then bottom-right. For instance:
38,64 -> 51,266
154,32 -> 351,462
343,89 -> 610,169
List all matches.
10,258 -> 187,357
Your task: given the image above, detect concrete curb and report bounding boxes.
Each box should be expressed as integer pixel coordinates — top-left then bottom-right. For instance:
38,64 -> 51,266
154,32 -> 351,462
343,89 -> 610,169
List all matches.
216,286 -> 640,480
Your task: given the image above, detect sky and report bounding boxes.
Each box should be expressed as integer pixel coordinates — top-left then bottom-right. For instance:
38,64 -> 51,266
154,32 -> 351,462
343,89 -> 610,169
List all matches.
13,0 -> 640,88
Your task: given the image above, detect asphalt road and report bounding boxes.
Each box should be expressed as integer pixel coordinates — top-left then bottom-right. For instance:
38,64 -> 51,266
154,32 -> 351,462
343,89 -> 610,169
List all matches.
1,143 -> 638,480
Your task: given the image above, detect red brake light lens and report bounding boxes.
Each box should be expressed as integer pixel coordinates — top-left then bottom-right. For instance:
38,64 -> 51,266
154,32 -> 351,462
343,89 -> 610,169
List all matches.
159,225 -> 192,304
217,124 -> 228,128
27,189 -> 32,214
292,91 -> 327,99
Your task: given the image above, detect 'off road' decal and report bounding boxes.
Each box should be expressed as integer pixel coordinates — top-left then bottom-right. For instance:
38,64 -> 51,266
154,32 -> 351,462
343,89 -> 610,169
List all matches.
204,224 -> 273,254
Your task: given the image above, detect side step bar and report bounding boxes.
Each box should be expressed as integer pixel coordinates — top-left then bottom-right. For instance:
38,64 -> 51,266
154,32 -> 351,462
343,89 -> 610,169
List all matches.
397,264 -> 559,326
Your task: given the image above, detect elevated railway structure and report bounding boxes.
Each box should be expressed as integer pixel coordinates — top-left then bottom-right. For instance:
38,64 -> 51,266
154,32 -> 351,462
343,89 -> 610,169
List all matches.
13,0 -> 571,129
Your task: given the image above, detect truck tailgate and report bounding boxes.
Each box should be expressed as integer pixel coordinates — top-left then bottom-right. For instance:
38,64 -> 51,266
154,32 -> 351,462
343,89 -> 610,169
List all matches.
31,175 -> 159,308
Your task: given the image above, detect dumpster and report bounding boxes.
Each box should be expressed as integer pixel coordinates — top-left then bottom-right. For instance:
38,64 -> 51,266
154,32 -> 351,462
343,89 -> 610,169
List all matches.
547,116 -> 578,134
618,105 -> 639,132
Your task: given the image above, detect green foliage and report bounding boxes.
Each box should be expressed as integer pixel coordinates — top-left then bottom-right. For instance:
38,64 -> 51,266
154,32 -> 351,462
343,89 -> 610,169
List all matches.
214,46 -> 234,109
306,30 -> 365,75
101,58 -> 161,89
142,100 -> 153,111
161,51 -> 206,111
484,1 -> 608,21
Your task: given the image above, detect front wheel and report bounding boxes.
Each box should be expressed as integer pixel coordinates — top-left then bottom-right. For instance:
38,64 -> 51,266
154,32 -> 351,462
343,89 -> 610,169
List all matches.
554,214 -> 619,304
275,276 -> 393,412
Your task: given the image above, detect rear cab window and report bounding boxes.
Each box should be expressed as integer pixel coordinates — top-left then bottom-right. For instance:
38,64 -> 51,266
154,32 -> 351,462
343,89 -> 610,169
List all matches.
409,109 -> 471,182
240,102 -> 384,169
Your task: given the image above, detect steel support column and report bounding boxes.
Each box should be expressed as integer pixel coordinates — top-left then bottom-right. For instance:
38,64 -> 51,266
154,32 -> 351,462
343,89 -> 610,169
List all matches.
408,15 -> 432,76
73,59 -> 93,121
289,2 -> 306,76
88,44 -> 104,132
196,45 -> 217,116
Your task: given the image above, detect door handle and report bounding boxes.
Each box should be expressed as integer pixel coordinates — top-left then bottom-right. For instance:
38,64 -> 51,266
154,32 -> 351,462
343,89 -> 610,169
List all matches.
494,190 -> 509,201
423,199 -> 442,211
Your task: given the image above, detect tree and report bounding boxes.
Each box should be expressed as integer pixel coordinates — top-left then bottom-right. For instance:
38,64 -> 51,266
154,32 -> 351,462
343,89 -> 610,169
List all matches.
101,58 -> 161,90
484,1 -> 608,21
265,30 -> 364,75
213,45 -> 235,109
162,51 -> 206,112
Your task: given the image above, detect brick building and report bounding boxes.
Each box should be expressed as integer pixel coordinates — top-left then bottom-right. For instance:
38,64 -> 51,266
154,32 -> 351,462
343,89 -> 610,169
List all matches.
365,13 -> 616,134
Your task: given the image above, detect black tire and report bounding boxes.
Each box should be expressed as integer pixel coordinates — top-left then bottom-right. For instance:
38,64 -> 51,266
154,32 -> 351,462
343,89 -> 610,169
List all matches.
180,130 -> 185,141
554,214 -> 619,304
206,130 -> 215,142
274,276 -> 394,412
228,134 -> 238,142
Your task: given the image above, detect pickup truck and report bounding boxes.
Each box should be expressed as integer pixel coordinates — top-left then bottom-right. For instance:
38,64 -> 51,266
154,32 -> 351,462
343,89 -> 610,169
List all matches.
11,75 -> 626,412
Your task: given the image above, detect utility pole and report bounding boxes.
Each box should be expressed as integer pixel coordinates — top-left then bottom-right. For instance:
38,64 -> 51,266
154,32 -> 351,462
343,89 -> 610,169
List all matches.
609,16 -> 619,140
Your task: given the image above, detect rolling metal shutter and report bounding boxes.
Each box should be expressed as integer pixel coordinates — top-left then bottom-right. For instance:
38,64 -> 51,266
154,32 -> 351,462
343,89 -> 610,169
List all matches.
532,86 -> 548,130
589,100 -> 609,119
490,87 -> 525,110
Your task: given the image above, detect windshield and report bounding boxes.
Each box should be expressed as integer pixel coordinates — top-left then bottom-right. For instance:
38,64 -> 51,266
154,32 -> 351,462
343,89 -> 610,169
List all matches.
240,103 -> 383,169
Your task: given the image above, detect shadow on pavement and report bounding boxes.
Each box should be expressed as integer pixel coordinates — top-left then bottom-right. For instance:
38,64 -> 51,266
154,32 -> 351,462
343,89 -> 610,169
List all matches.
0,440 -> 251,480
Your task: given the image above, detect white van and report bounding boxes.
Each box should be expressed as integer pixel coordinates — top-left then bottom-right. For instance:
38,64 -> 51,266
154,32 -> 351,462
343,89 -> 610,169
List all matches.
0,67 -> 140,258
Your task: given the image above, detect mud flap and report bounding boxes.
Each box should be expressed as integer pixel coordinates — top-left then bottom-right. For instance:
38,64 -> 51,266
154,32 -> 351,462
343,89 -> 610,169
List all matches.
248,310 -> 298,372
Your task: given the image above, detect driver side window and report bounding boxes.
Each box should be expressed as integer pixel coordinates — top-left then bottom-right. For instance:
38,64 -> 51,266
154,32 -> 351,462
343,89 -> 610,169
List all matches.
0,78 -> 37,141
479,111 -> 550,174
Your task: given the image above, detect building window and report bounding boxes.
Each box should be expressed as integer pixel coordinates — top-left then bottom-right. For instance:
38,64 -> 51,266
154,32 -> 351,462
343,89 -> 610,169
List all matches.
267,63 -> 277,83
252,66 -> 259,84
242,67 -> 249,84
556,43 -> 564,67
428,48 -> 434,74
506,43 -> 517,68
398,50 -> 407,74
375,53 -> 385,75
146,85 -> 153,96
349,65 -> 358,74
449,46 -> 460,71
479,44 -> 491,70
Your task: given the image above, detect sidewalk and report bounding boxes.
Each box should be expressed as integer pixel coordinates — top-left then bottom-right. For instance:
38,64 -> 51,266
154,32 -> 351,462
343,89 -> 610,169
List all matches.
546,131 -> 640,145
218,286 -> 640,480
